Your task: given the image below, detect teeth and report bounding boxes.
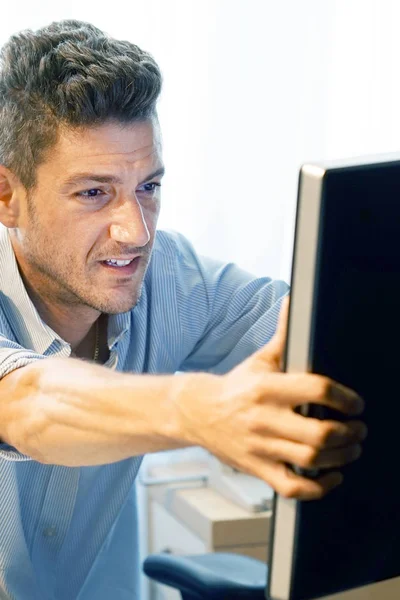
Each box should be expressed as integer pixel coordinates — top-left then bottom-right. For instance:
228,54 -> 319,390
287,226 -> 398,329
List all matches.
105,259 -> 133,267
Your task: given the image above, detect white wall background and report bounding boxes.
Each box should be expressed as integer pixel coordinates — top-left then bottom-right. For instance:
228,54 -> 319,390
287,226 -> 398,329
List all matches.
2,1 -> 400,597
3,1 -> 400,281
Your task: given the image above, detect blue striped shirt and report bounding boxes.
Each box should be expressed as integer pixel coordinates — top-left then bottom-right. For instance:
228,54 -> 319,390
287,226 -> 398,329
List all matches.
0,223 -> 288,600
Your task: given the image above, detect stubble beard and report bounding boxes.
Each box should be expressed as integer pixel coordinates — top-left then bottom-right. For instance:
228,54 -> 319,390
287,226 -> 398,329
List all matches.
23,197 -> 150,315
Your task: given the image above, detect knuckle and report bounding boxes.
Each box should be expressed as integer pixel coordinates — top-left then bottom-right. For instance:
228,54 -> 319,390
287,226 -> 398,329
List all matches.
252,382 -> 267,406
311,485 -> 325,500
246,435 -> 260,454
278,479 -> 302,499
313,376 -> 333,402
301,446 -> 320,468
313,421 -> 335,447
246,410 -> 266,435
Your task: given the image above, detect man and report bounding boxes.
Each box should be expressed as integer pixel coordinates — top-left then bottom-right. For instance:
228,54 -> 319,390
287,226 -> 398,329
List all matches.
0,19 -> 366,600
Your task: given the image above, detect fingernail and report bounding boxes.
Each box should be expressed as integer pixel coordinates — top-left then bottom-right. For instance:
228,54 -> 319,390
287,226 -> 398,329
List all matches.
331,472 -> 344,487
358,424 -> 368,440
352,422 -> 368,440
354,396 -> 365,415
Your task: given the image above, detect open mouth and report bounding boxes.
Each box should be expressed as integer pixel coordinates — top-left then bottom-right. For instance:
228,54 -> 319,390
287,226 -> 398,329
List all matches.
100,256 -> 141,275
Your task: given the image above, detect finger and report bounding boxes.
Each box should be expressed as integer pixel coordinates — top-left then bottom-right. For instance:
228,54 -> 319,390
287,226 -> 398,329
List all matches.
253,295 -> 290,371
252,458 -> 343,501
267,295 -> 290,366
250,406 -> 367,449
250,436 -> 362,470
258,372 -> 364,416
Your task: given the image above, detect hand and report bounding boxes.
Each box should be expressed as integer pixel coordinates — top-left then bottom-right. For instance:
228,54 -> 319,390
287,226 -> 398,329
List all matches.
180,297 -> 367,501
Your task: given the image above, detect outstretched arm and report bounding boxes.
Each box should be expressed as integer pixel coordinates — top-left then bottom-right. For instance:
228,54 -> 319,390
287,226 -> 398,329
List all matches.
0,299 -> 367,501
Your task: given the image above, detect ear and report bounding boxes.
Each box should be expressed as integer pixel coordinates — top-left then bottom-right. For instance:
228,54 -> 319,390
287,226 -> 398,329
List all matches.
0,165 -> 21,228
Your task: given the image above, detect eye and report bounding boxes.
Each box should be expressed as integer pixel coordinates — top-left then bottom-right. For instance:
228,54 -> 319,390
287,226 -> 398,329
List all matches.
138,182 -> 162,194
75,188 -> 106,199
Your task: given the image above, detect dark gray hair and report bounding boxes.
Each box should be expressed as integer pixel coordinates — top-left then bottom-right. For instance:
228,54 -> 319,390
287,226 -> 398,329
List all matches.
0,19 -> 162,189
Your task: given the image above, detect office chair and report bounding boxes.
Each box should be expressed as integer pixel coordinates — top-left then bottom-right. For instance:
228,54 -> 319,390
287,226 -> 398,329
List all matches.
143,551 -> 268,599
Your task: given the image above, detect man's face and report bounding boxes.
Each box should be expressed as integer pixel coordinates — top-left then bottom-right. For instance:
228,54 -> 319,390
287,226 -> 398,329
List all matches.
11,119 -> 163,315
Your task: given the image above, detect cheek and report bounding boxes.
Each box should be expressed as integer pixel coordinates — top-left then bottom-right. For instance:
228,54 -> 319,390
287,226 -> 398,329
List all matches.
145,201 -> 161,228
148,210 -> 159,231
40,222 -> 94,268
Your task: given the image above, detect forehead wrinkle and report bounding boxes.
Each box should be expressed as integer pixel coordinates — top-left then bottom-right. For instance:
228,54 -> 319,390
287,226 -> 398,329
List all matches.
41,122 -> 162,180
75,145 -> 161,162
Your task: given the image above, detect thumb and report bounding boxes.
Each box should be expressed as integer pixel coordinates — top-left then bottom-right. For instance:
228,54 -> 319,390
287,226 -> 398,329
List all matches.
256,295 -> 290,371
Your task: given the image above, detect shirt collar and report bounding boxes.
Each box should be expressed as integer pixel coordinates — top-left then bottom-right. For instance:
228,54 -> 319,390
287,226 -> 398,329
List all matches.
0,225 -> 130,355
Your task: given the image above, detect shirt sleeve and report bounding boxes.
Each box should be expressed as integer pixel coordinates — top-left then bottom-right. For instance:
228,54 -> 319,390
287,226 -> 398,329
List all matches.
170,232 -> 290,374
0,336 -> 47,461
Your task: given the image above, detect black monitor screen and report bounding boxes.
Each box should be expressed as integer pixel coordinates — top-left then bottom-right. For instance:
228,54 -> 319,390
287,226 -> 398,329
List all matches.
289,162 -> 400,599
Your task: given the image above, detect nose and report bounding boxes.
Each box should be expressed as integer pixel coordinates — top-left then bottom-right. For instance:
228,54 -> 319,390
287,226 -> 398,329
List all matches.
109,197 -> 151,247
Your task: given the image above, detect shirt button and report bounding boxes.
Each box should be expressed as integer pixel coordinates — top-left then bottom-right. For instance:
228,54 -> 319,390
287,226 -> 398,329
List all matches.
43,527 -> 57,537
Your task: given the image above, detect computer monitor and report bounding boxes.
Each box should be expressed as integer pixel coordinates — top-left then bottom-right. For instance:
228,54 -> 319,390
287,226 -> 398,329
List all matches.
267,154 -> 400,600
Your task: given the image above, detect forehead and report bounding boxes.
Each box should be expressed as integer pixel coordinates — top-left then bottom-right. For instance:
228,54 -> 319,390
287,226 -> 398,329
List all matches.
42,119 -> 163,178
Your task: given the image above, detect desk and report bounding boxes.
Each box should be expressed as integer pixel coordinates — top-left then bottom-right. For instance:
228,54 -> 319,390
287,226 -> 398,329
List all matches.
146,475 -> 271,600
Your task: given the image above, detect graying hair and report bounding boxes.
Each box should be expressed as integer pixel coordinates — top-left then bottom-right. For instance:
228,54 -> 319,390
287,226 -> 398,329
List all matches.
0,19 -> 162,189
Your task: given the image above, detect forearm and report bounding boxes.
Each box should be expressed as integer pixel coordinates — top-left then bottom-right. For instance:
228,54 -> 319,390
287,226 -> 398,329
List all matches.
0,357 -> 215,466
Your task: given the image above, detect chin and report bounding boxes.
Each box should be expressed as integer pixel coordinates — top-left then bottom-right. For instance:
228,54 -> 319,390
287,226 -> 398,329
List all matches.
98,299 -> 138,315
104,304 -> 137,315
97,290 -> 142,315
90,273 -> 146,314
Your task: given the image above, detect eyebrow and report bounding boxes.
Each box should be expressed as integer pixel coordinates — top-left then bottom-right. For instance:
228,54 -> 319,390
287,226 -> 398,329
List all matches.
62,166 -> 165,188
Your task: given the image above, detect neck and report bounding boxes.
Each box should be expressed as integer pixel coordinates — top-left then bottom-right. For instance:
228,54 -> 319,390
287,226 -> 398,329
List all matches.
72,316 -> 103,361
25,283 -> 99,351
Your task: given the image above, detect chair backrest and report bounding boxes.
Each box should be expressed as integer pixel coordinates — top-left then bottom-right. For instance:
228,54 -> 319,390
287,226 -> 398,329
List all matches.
143,552 -> 268,600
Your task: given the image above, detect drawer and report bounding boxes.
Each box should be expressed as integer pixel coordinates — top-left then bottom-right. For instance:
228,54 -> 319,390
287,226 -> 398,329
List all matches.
149,500 -> 208,555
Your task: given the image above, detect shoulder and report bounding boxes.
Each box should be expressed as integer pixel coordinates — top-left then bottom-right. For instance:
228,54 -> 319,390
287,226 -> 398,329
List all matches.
150,230 -> 207,279
152,229 -> 197,262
